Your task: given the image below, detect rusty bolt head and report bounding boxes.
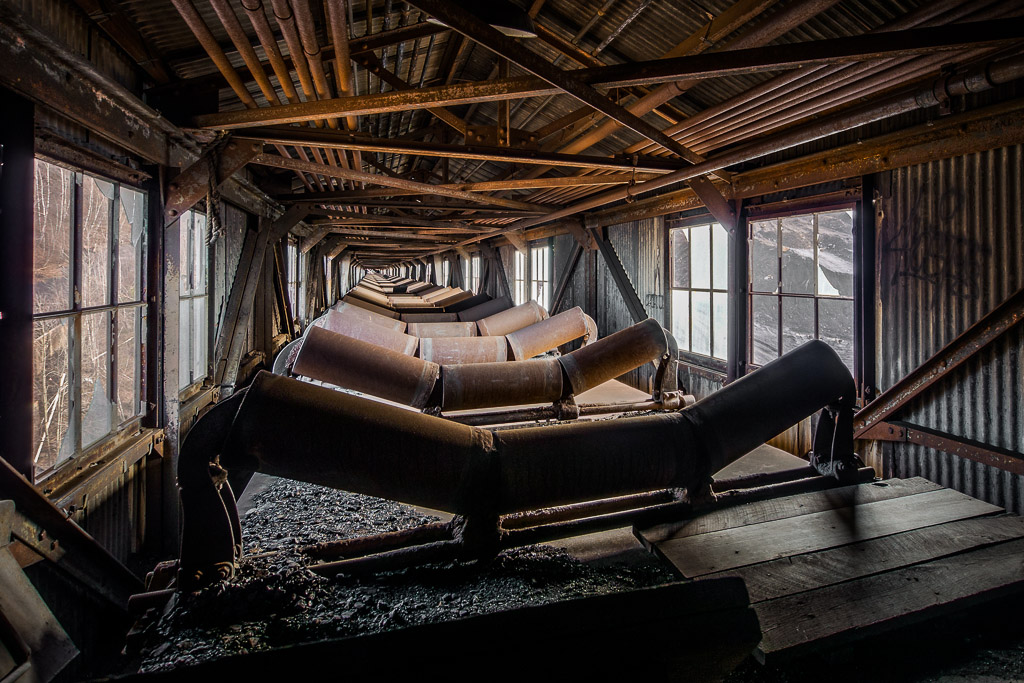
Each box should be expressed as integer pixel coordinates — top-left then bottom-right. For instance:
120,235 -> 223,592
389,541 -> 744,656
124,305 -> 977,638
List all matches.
168,182 -> 178,191
168,209 -> 179,217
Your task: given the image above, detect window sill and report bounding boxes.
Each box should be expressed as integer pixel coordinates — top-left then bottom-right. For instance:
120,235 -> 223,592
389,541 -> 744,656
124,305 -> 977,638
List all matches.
42,426 -> 162,511
677,350 -> 728,379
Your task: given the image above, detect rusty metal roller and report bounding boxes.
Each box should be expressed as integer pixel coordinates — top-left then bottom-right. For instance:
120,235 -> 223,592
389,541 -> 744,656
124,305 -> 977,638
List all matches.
476,300 -> 548,337
433,290 -> 476,307
320,310 -> 419,356
558,318 -> 667,396
293,326 -> 439,409
505,307 -> 596,360
331,301 -> 408,333
401,312 -> 459,323
421,287 -> 457,302
419,336 -> 508,364
457,296 -> 511,322
440,358 -> 564,412
342,295 -> 401,320
406,322 -> 477,338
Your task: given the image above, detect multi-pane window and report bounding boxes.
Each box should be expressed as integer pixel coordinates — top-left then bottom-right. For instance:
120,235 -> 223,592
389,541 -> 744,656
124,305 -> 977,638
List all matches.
286,239 -> 300,329
178,210 -> 208,391
470,254 -> 481,293
670,222 -> 729,360
31,159 -> 147,480
530,243 -> 551,311
513,250 -> 527,305
441,259 -> 450,287
749,210 -> 855,372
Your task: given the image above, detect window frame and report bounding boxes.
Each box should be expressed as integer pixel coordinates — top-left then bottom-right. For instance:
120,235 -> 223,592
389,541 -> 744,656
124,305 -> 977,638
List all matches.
746,204 -> 857,374
513,249 -> 527,305
529,240 -> 552,311
177,208 -> 212,394
668,219 -> 730,362
31,159 -> 148,482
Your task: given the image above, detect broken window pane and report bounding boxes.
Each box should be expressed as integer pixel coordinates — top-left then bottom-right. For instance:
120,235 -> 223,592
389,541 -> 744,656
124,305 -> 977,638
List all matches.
750,219 -> 777,294
179,298 -> 191,390
712,223 -> 728,291
781,213 -> 814,295
118,187 -> 145,303
691,291 -> 711,356
671,290 -> 689,351
713,291 -> 728,360
819,298 -> 855,374
33,161 -> 74,314
116,306 -> 140,424
32,317 -> 72,476
670,228 -> 690,289
817,210 -> 854,297
82,311 -> 112,446
82,176 -> 114,308
192,297 -> 208,382
781,296 -> 815,354
690,224 -> 711,290
751,294 -> 778,366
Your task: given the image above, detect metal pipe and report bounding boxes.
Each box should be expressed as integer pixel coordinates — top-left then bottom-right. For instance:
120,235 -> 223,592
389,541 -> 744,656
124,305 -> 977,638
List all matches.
291,0 -> 341,130
501,52 -> 1024,235
325,0 -> 360,131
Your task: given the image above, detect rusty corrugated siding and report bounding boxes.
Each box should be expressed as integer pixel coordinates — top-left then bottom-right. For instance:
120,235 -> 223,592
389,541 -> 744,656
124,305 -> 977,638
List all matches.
874,144 -> 1024,512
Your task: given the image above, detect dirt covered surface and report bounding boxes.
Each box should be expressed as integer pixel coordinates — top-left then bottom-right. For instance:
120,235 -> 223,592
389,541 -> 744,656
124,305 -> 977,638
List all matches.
134,476 -> 674,673
134,475 -> 1024,680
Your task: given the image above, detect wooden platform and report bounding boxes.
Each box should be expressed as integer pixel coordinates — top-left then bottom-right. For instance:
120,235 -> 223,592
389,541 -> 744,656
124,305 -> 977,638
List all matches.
635,477 -> 1024,664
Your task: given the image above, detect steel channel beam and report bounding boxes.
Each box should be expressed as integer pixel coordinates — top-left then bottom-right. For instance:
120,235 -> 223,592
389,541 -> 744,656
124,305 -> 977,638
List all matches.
859,421 -> 1024,477
239,127 -> 683,172
854,285 -> 1024,437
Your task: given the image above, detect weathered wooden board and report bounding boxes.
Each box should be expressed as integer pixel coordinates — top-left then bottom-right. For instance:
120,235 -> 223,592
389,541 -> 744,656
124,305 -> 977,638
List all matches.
636,477 -> 942,548
700,514 -> 1024,603
654,487 -> 1001,577
756,537 -> 1024,662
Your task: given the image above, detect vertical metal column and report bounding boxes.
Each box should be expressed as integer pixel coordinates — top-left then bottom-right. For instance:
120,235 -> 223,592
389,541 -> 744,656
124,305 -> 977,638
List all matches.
0,88 -> 34,477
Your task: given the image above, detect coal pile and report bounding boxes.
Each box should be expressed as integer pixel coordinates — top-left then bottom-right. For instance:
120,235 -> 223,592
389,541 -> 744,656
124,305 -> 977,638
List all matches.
136,477 -> 674,672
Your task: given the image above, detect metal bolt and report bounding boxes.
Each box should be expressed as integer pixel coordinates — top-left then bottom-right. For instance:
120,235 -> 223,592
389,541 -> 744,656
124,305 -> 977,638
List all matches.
168,209 -> 179,217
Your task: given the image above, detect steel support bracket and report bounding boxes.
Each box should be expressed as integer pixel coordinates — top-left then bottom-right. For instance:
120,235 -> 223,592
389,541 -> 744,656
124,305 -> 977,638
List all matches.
566,218 -> 598,251
165,138 -> 261,222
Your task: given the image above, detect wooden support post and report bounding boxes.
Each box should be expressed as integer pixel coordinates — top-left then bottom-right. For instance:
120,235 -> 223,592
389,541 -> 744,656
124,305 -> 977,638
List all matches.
592,227 -> 648,325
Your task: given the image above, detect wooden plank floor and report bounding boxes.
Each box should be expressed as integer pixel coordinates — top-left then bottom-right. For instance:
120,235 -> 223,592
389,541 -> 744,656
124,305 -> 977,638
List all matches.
634,477 -> 1024,664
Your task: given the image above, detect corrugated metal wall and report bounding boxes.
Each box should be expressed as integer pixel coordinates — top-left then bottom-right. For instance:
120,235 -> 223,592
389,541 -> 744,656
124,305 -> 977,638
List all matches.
874,144 -> 1024,513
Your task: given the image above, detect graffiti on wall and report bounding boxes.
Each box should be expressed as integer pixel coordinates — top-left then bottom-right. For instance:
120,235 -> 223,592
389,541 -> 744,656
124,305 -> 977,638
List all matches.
881,182 -> 990,308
